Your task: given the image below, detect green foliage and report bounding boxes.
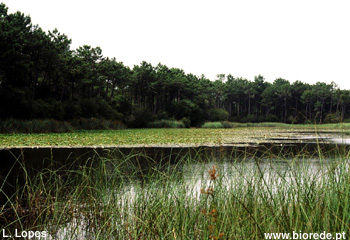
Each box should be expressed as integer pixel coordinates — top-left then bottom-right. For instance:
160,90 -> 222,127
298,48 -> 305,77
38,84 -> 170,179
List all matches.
3,126 -> 350,147
77,98 -> 123,120
240,114 -> 259,123
252,122 -> 291,127
324,113 -> 342,124
155,111 -> 169,120
207,108 -> 229,121
173,99 -> 202,125
0,119 -> 126,133
32,99 -> 65,120
220,121 -> 245,128
70,118 -> 126,130
114,95 -> 132,117
201,122 -> 224,128
96,98 -> 124,120
181,117 -> 191,128
80,98 -> 99,118
221,121 -> 234,128
0,119 -> 73,133
127,107 -> 153,128
2,147 -> 350,238
1,3 -> 350,130
63,101 -> 82,119
262,114 -> 279,122
148,120 -> 185,128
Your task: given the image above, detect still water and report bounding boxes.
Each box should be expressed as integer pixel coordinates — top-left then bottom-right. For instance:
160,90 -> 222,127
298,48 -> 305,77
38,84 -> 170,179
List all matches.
52,151 -> 349,239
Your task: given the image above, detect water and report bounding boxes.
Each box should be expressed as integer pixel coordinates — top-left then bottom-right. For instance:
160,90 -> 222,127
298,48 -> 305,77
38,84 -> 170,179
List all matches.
2,134 -> 350,239
117,156 -> 344,203
50,154 -> 350,239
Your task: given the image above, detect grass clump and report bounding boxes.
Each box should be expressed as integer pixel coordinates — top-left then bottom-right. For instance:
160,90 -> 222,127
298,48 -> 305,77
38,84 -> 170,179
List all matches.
147,120 -> 186,128
1,146 -> 350,239
201,122 -> 224,128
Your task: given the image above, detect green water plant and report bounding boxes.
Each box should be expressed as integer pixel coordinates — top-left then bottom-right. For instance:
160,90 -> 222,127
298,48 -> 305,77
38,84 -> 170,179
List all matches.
1,145 -> 350,239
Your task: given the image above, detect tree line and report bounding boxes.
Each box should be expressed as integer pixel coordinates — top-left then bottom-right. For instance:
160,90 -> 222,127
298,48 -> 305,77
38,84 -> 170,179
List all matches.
1,3 -> 349,127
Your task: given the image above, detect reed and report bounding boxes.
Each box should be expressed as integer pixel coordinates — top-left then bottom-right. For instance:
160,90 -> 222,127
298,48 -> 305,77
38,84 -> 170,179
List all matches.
1,146 -> 349,239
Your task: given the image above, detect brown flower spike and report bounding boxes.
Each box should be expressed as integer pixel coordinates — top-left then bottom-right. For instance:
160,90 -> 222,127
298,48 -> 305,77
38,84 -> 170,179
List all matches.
208,165 -> 219,180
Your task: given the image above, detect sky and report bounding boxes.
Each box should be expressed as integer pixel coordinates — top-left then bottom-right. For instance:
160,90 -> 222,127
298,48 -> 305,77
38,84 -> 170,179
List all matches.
4,0 -> 350,89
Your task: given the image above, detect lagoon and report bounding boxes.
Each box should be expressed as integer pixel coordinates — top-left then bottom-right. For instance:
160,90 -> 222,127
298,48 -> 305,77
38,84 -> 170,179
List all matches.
1,128 -> 350,239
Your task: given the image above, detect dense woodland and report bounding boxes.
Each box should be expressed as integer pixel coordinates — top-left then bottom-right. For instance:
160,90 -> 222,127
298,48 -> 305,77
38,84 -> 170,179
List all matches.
1,3 -> 350,128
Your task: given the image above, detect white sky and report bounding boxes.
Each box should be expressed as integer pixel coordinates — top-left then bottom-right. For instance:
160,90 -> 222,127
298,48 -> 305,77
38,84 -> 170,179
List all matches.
4,0 -> 350,89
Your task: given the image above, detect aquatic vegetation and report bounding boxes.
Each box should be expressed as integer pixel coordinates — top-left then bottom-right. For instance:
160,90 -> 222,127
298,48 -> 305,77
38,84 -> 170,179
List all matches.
1,126 -> 349,148
1,146 -> 350,239
200,165 -> 224,239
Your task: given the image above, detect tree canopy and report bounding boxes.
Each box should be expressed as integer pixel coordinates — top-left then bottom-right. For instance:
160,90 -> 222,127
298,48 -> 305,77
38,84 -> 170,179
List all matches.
0,3 -> 349,127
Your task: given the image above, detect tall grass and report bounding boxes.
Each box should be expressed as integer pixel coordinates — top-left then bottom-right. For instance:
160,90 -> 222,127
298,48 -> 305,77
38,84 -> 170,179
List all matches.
147,120 -> 186,128
1,146 -> 350,239
201,122 -> 225,128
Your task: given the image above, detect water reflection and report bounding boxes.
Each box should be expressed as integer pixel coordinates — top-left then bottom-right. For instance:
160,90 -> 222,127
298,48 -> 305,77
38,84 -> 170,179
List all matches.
51,154 -> 349,239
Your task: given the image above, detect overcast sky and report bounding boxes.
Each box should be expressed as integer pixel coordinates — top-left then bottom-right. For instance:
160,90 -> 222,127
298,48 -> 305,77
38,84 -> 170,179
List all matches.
4,0 -> 350,89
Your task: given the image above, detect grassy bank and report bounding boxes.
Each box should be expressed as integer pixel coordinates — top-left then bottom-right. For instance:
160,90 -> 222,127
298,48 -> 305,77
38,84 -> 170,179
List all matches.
0,118 -> 126,133
202,121 -> 350,129
2,119 -> 350,135
1,148 -> 350,239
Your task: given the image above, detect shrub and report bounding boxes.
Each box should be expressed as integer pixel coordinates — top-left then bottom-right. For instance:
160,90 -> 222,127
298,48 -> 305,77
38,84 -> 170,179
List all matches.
343,118 -> 350,123
114,95 -> 132,117
80,98 -> 99,118
70,118 -> 127,130
47,99 -> 65,120
207,108 -> 229,121
64,101 -> 82,120
0,119 -> 73,133
0,118 -> 127,133
148,120 -> 185,128
31,99 -> 52,119
173,99 -> 198,119
201,122 -> 224,128
220,121 -> 245,128
240,114 -> 259,123
109,120 -> 127,129
220,121 -> 233,128
324,113 -> 341,123
228,116 -> 241,122
181,117 -> 191,128
71,118 -> 106,130
263,114 -> 279,122
172,99 -> 204,126
96,98 -> 124,120
127,107 -> 153,128
155,111 -> 169,120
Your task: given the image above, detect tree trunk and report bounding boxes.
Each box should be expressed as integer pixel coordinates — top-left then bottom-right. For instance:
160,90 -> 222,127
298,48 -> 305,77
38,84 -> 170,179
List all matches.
305,105 -> 307,120
248,97 -> 251,115
319,100 -> 324,124
284,98 -> 287,123
341,105 -> 345,121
